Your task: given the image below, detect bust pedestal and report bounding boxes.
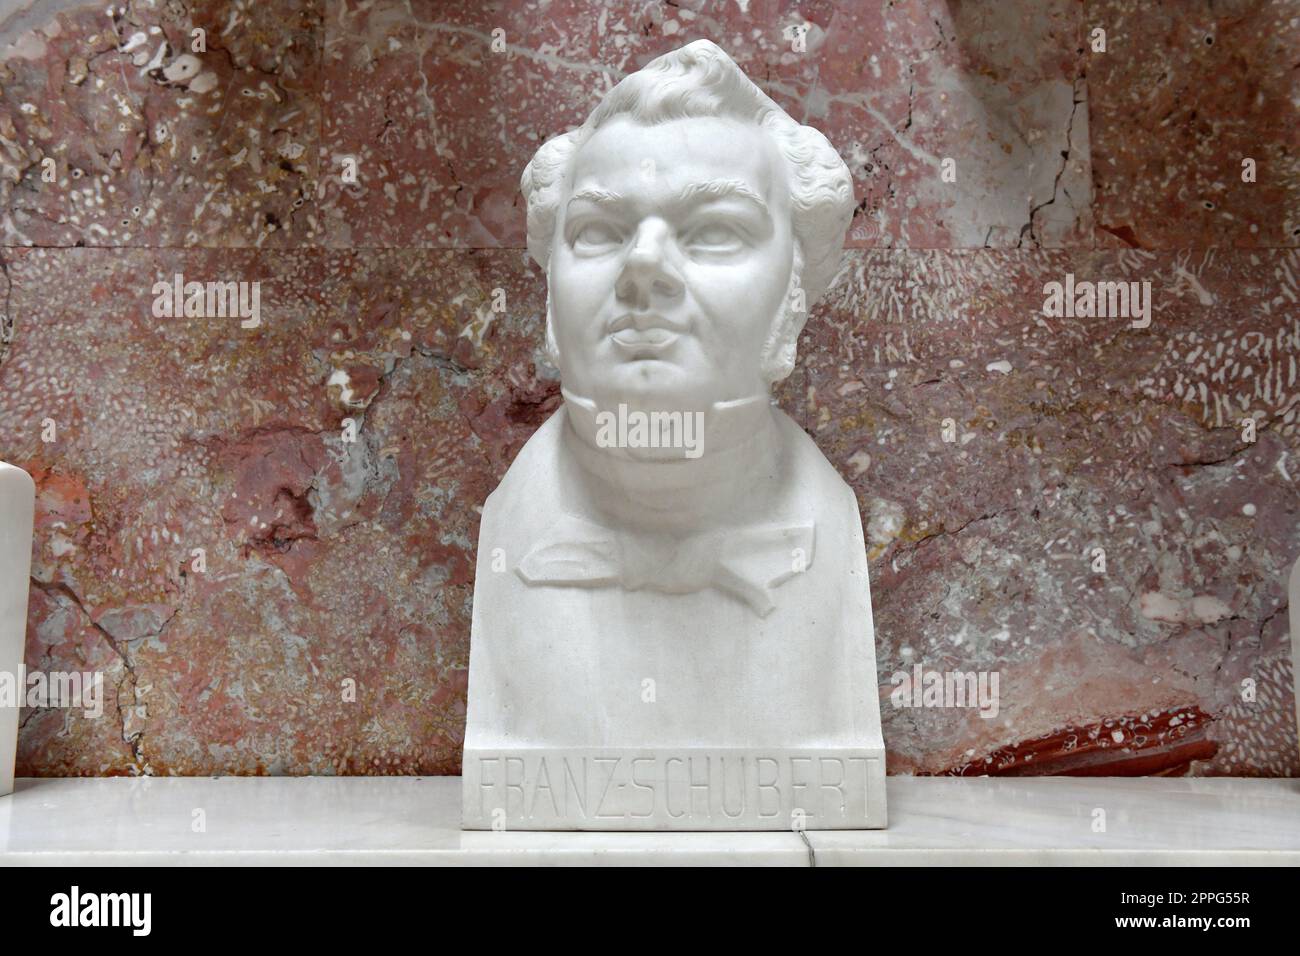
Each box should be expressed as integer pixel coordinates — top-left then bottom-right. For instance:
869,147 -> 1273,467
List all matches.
462,404 -> 886,830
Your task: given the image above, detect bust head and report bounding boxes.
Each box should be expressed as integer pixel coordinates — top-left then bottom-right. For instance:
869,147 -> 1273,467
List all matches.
522,40 -> 854,417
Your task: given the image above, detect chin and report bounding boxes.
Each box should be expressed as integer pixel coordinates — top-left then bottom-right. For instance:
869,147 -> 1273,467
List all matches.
597,361 -> 714,412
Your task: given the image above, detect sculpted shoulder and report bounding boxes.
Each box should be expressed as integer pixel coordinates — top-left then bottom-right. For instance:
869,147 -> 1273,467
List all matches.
773,408 -> 861,511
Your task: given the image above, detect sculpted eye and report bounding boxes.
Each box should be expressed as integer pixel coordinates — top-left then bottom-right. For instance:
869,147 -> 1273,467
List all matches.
572,221 -> 622,250
686,222 -> 744,251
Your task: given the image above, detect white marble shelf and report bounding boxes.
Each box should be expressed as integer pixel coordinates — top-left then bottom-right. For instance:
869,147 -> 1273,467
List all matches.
0,775 -> 1296,866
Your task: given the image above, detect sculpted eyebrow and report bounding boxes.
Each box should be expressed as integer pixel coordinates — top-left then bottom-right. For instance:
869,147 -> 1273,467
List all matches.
674,180 -> 769,214
565,181 -> 769,215
566,187 -> 624,208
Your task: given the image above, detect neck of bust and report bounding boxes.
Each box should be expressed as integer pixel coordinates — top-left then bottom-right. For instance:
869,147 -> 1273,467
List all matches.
560,386 -> 783,532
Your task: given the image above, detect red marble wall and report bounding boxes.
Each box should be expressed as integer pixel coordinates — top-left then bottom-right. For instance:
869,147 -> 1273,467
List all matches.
0,0 -> 1296,777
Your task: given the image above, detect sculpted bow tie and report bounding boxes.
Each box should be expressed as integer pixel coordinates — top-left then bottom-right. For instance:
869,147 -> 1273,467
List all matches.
516,513 -> 815,617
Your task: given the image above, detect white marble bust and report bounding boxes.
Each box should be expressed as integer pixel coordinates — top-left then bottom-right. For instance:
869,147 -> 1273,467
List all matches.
463,40 -> 885,830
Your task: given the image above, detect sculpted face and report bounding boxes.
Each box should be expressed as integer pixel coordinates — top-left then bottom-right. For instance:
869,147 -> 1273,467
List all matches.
548,115 -> 795,414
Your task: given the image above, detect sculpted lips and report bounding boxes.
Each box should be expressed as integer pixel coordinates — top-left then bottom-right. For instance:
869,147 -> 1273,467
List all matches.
607,313 -> 689,351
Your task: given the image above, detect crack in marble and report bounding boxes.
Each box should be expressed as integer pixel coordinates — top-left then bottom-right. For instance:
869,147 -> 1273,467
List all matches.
29,576 -> 150,770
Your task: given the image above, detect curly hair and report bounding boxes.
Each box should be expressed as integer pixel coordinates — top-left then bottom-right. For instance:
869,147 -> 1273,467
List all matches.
521,39 -> 854,383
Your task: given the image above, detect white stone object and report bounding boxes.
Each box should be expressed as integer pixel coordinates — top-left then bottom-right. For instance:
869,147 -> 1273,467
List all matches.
0,462 -> 35,797
462,40 -> 885,830
2,777 -> 1297,864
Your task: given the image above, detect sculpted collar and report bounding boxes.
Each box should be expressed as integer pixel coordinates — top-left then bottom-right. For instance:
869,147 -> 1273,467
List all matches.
517,513 -> 814,617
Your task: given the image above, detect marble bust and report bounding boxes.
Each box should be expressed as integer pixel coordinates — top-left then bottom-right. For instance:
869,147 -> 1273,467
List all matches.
462,40 -> 885,830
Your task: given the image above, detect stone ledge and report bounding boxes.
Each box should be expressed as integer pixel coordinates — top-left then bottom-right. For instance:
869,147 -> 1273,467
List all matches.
1,775 -> 1296,866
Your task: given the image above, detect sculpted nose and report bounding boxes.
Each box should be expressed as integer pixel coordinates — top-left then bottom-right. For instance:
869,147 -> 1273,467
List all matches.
615,218 -> 684,308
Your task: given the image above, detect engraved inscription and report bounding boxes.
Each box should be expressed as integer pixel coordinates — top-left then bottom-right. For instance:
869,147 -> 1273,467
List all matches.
467,750 -> 883,828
